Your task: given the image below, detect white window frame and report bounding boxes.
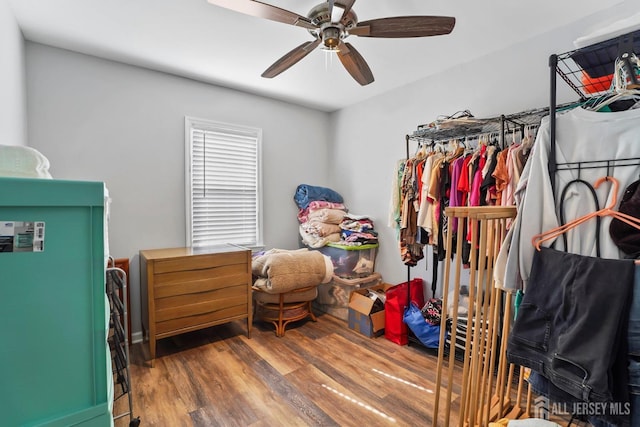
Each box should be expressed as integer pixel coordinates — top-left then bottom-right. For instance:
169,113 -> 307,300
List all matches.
185,116 -> 263,249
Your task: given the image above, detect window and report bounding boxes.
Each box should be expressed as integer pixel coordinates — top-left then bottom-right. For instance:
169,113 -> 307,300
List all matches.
185,117 -> 263,249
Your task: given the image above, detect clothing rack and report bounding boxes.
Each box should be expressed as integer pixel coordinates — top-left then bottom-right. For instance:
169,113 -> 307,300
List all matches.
404,109 -> 549,298
548,28 -> 640,193
492,30 -> 640,426
401,109 -> 548,356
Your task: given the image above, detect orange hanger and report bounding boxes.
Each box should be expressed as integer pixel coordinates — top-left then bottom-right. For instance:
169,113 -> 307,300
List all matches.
532,176 -> 640,251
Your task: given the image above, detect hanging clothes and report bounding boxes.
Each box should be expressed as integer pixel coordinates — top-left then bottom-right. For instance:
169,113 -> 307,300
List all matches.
392,149 -> 428,266
501,107 -> 640,293
393,134 -> 538,272
388,159 -> 405,237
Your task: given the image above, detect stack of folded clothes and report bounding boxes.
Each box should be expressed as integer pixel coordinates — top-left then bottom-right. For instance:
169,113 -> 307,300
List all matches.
338,214 -> 378,246
294,184 -> 347,248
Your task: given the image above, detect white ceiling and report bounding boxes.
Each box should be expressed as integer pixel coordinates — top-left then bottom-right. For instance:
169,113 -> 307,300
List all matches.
8,0 -> 623,112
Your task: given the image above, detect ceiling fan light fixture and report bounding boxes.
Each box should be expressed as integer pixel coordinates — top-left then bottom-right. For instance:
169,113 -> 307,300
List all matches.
322,26 -> 341,49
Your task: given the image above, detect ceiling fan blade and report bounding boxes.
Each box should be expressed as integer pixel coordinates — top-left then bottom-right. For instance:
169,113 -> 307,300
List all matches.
207,0 -> 317,30
337,42 -> 374,86
349,16 -> 455,38
340,0 -> 356,23
328,0 -> 343,23
262,39 -> 321,78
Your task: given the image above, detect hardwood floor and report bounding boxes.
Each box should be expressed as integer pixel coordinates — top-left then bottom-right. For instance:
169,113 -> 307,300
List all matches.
112,313 -> 463,426
112,313 -> 581,427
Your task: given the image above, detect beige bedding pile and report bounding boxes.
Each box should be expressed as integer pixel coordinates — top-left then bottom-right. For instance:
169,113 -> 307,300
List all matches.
252,248 -> 333,294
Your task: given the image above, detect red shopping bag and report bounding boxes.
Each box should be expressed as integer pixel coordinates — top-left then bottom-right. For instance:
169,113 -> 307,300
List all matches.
384,278 -> 425,345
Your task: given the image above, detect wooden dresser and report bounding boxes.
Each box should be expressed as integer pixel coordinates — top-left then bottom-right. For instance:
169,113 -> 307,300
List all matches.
140,244 -> 252,363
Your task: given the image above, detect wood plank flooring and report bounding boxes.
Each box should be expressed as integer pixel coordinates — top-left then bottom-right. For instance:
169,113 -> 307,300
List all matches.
112,313 -> 458,426
112,313 -> 581,427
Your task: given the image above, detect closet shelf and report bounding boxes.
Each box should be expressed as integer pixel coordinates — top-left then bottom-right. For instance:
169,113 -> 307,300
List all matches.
554,28 -> 640,99
409,109 -> 549,144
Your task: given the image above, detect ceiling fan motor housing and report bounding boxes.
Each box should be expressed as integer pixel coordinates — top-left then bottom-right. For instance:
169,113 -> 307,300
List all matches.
307,2 -> 358,48
307,2 -> 357,26
322,26 -> 341,48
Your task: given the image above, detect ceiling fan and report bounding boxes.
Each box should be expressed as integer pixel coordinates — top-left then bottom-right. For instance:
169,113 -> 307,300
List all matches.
206,0 -> 455,86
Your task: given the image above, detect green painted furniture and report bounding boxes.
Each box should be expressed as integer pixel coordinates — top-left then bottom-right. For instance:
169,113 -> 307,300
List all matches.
0,177 -> 111,426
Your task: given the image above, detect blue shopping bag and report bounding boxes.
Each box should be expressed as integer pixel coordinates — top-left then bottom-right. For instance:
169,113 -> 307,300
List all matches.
403,302 -> 441,348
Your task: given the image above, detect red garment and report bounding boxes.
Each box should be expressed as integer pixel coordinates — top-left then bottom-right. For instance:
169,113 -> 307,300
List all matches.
457,155 -> 473,206
415,159 -> 426,205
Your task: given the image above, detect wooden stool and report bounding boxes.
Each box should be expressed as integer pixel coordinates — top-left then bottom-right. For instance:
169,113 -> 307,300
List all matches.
253,285 -> 318,337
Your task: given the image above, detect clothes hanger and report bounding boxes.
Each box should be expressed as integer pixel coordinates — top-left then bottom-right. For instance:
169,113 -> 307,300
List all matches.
511,129 -> 520,147
414,141 -> 428,160
521,125 -> 534,151
446,139 -> 465,160
464,137 -> 475,154
532,176 -> 640,251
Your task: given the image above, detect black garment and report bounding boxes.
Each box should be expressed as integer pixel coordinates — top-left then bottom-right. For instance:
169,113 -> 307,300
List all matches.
480,150 -> 498,206
436,160 -> 450,262
528,371 -> 630,426
610,178 -> 640,255
507,247 -> 634,404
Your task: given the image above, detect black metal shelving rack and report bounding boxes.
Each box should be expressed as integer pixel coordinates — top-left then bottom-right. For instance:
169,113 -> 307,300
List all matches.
548,29 -> 640,193
106,264 -> 141,427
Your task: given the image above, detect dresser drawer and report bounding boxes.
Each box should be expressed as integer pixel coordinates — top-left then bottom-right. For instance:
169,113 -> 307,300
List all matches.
156,305 -> 248,336
153,251 -> 248,274
153,267 -> 247,299
155,284 -> 248,321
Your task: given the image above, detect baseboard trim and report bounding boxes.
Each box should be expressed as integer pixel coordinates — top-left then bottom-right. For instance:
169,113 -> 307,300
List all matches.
131,331 -> 144,344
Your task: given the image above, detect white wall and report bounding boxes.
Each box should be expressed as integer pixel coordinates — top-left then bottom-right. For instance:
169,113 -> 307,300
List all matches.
328,4 -> 637,296
0,0 -> 26,146
23,1 -> 638,338
25,43 -> 331,340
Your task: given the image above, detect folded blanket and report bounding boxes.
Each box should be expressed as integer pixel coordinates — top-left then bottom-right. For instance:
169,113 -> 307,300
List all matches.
299,225 -> 341,248
309,201 -> 347,212
301,220 -> 341,237
294,184 -> 344,210
297,201 -> 347,223
0,145 -> 52,178
307,208 -> 347,225
252,248 -> 333,294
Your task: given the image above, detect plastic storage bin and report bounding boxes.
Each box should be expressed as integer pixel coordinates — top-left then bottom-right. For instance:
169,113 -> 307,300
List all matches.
313,273 -> 383,320
0,177 -> 111,426
315,243 -> 378,279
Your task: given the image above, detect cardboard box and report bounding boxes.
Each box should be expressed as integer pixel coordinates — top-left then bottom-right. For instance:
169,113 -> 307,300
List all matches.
313,273 -> 382,321
347,283 -> 394,337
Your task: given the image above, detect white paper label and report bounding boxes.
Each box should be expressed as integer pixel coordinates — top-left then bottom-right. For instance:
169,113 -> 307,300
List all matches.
0,221 -> 45,253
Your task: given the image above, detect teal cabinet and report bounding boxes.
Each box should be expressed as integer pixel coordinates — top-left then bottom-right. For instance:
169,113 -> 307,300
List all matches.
0,177 -> 111,426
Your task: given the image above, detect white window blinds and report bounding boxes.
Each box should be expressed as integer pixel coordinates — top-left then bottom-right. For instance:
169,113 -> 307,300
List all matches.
186,117 -> 262,248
